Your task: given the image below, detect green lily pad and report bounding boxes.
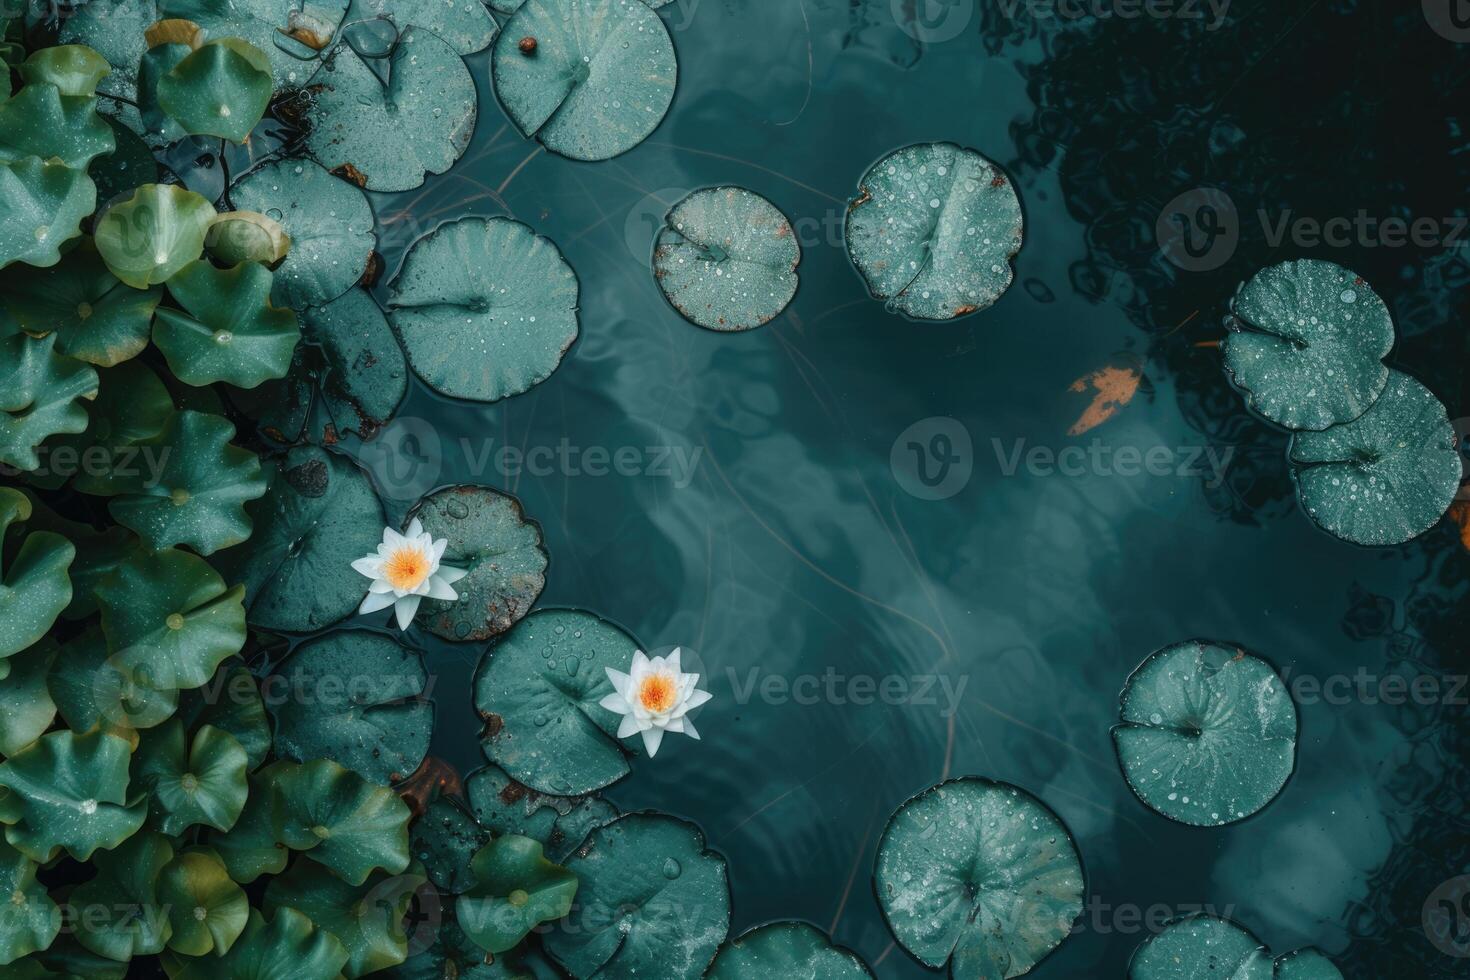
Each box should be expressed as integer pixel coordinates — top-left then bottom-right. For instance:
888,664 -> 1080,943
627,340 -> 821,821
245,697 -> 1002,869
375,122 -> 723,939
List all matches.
19,45 -> 112,97
214,446 -> 384,632
270,630 -> 433,784
136,38 -> 192,146
0,642 -> 58,756
158,847 -> 250,956
1113,640 -> 1297,826
265,859 -> 425,978
96,547 -> 248,692
653,187 -> 800,332
208,768 -> 290,883
0,838 -> 60,966
1224,260 -> 1394,431
0,729 -> 147,862
1288,371 -> 1461,546
347,0 -> 499,53
230,159 -> 374,309
1127,916 -> 1271,980
177,660 -> 272,770
91,116 -> 160,202
63,360 -> 175,482
0,239 -> 162,366
269,758 -> 413,885
0,157 -> 95,269
133,719 -> 250,835
0,332 -> 99,471
412,794 -> 489,894
388,217 -> 579,402
20,937 -> 131,979
16,496 -> 142,622
206,210 -> 291,267
48,626 -> 180,742
406,485 -> 547,641
173,907 -> 350,980
845,142 -> 1023,321
301,288 -> 407,438
159,0 -> 350,83
154,259 -> 301,388
457,835 -> 578,955
491,0 -> 676,161
875,777 -> 1084,978
304,27 -> 476,192
70,830 -> 174,960
708,923 -> 873,979
0,487 -> 75,659
57,0 -> 154,119
1273,949 -> 1344,980
380,918 -> 528,980
157,38 -> 273,142
465,764 -> 617,863
94,183 -> 215,289
474,609 -> 638,796
544,813 -> 729,979
0,82 -> 115,170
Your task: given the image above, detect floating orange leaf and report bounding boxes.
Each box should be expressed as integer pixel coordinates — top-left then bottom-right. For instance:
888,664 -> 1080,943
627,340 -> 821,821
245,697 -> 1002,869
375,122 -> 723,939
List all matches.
396,756 -> 463,818
1067,364 -> 1142,436
1448,500 -> 1470,552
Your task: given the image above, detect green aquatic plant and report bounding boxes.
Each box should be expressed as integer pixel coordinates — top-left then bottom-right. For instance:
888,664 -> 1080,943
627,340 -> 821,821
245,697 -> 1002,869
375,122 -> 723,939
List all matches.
1127,915 -> 1342,980
707,922 -> 874,979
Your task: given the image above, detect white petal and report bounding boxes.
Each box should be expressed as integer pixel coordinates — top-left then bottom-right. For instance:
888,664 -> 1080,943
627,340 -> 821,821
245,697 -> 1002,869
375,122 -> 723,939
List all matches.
682,716 -> 701,740
630,650 -> 650,674
438,565 -> 469,584
616,714 -> 642,738
369,579 -> 396,594
684,689 -> 713,710
433,537 -> 448,562
405,517 -> 424,538
599,692 -> 630,714
394,595 -> 421,631
351,556 -> 382,577
663,716 -> 685,733
358,591 -> 396,614
666,648 -> 682,671
383,526 -> 406,549
604,667 -> 631,697
640,726 -> 665,757
425,576 -> 458,601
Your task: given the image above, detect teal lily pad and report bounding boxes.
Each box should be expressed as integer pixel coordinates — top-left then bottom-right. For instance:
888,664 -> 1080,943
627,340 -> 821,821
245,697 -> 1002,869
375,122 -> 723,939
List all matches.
58,358 -> 175,461
83,410 -> 268,555
137,38 -> 192,146
465,763 -> 618,863
268,757 -> 413,885
91,116 -> 160,202
19,45 -> 112,97
159,0 -> 350,82
301,288 -> 407,438
265,859 -> 426,978
875,777 -> 1084,978
133,718 -> 250,834
270,630 -> 433,785
0,239 -> 162,366
1224,261 -> 1394,431
1288,371 -> 1460,546
157,38 -> 274,142
0,487 -> 75,659
158,847 -> 250,956
214,446 -> 383,632
96,547 -> 248,692
208,768 -> 290,884
1113,640 -> 1297,826
491,0 -> 676,161
154,259 -> 301,388
412,794 -> 489,894
0,838 -> 60,966
0,642 -> 58,756
177,660 -> 272,770
1127,916 -> 1270,980
57,0 -> 154,119
206,210 -> 291,267
388,217 -> 579,402
230,159 -> 375,309
0,82 -> 115,170
93,183 -> 215,288
174,907 -> 350,980
0,332 -> 99,471
0,729 -> 147,862
474,609 -> 639,796
69,830 -> 174,960
347,0 -> 499,53
653,187 -> 800,332
1273,949 -> 1344,980
845,142 -> 1023,320
457,835 -> 578,955
305,27 -> 476,192
16,494 -> 142,621
544,813 -> 730,979
406,485 -> 547,641
0,157 -> 95,269
708,923 -> 873,979
48,626 -> 180,741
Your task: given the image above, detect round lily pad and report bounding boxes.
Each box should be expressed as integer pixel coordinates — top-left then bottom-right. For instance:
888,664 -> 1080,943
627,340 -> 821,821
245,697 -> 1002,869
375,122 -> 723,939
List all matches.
388,216 -> 579,402
304,27 -> 476,192
0,332 -> 99,472
0,157 -> 95,269
1274,949 -> 1344,980
265,859 -> 425,978
133,718 -> 250,835
653,186 -> 800,332
0,729 -> 148,862
159,0 -> 351,84
270,630 -> 433,785
465,763 -> 618,863
268,757 -> 413,885
1224,260 -> 1394,431
1127,916 -> 1271,980
406,485 -> 547,641
0,642 -> 58,756
154,259 -> 301,388
94,184 -> 215,289
845,142 -> 1023,320
457,835 -> 578,955
206,210 -> 291,267
302,288 -> 407,438
69,830 -> 175,960
157,38 -> 274,142
230,159 -> 375,309
174,907 -> 350,980
0,488 -> 75,660
1288,371 -> 1460,546
492,0 -> 677,161
157,847 -> 250,956
544,813 -> 730,978
0,81 -> 115,170
411,794 -> 489,894
473,608 -> 639,796
1113,640 -> 1297,826
875,778 -> 1084,978
708,922 -> 873,979
347,0 -> 499,53
0,838 -> 60,966
19,45 -> 112,97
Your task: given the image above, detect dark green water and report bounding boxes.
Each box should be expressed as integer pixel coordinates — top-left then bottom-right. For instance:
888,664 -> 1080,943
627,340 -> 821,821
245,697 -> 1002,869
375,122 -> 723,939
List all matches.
342,2 -> 1469,976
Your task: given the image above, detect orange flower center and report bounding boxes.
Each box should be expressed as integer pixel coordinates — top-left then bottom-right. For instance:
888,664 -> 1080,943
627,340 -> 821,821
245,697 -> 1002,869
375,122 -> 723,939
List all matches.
383,546 -> 430,591
637,673 -> 678,714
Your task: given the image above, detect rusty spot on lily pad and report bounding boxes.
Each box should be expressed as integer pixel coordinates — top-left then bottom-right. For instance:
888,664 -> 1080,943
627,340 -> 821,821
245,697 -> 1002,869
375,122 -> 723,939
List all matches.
398,756 -> 465,817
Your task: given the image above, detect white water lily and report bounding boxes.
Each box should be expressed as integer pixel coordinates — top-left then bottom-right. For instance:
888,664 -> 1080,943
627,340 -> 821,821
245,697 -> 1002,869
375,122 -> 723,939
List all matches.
351,520 -> 468,630
600,648 -> 712,757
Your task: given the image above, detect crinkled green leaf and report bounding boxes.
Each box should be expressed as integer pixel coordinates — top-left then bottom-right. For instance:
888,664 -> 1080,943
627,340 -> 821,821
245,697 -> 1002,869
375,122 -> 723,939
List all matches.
458,835 -> 577,956
46,359 -> 174,492
0,332 -> 99,471
177,660 -> 272,770
205,210 -> 291,267
708,922 -> 873,980
154,259 -> 300,388
269,757 -> 413,885
209,768 -> 289,884
0,729 -> 147,862
173,907 -> 349,980
48,626 -> 180,742
157,38 -> 273,142
0,837 -> 60,966
19,45 -> 112,97
265,859 -> 425,977
0,82 -> 115,169
94,183 -> 214,288
0,641 -> 57,756
1127,916 -> 1271,980
158,846 -> 250,956
70,830 -> 174,960
13,494 -> 142,622
0,157 -> 95,269
0,487 -> 75,659
133,719 -> 249,835
137,40 -> 191,145
411,794 -> 488,894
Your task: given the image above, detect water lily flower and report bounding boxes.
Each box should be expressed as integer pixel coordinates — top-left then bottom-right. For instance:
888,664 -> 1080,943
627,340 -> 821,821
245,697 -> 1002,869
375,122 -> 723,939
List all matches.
351,520 -> 468,630
600,648 -> 712,757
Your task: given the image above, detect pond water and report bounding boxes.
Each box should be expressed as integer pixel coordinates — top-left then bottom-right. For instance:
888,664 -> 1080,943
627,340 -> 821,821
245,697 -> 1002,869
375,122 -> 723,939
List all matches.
340,2 -> 1468,976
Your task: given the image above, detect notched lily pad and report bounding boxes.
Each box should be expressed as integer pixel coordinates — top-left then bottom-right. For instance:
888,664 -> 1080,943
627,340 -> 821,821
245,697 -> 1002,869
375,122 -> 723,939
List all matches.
157,847 -> 250,956
708,922 -> 874,979
0,332 -> 99,472
268,757 -> 413,885
173,907 -> 350,980
1112,640 -> 1297,826
69,830 -> 175,960
456,834 -> 578,955
133,718 -> 250,835
845,142 -> 1022,320
154,259 -> 301,389
94,183 -> 215,289
0,837 -> 60,966
411,794 -> 489,894
1127,916 -> 1342,980
0,489 -> 75,661
465,763 -> 618,863
347,0 -> 499,53
0,80 -> 115,170
264,859 -> 425,978
0,157 -> 95,269
157,38 -> 274,142
0,729 -> 147,862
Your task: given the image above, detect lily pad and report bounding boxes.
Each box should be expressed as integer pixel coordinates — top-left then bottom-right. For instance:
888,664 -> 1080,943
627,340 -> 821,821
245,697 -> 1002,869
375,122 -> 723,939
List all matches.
268,758 -> 413,885
206,210 -> 291,267
265,859 -> 425,978
157,847 -> 250,956
48,626 -> 180,741
347,0 -> 498,53
133,719 -> 250,835
845,142 -> 1023,320
19,45 -> 112,97
154,259 -> 301,388
473,609 -> 639,796
411,794 -> 489,894
708,923 -> 874,980
0,81 -> 115,170
1112,640 -> 1297,826
69,830 -> 174,960
159,0 -> 351,83
214,446 -> 384,632
406,486 -> 547,641
230,159 -> 374,309
0,157 -> 95,269
0,488 -> 75,659
0,729 -> 147,862
94,183 -> 215,289
388,217 -> 579,402
1128,916 -> 1270,979
91,116 -> 160,202
0,332 -> 99,471
465,763 -> 618,863
0,838 -> 60,966
208,769 -> 290,883
57,0 -> 154,117
491,0 -> 676,161
1288,371 -> 1460,546
0,642 -> 58,756
173,907 -> 350,980
653,187 -> 800,332
18,497 -> 142,621
543,813 -> 730,979
304,27 -> 476,192
1224,260 -> 1394,431
136,38 -> 192,146
1273,949 -> 1344,980
874,777 -> 1084,978
270,630 -> 433,784
95,547 -> 248,692
457,835 -> 578,955
177,660 -> 273,770
157,38 -> 274,142
300,288 -> 408,438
